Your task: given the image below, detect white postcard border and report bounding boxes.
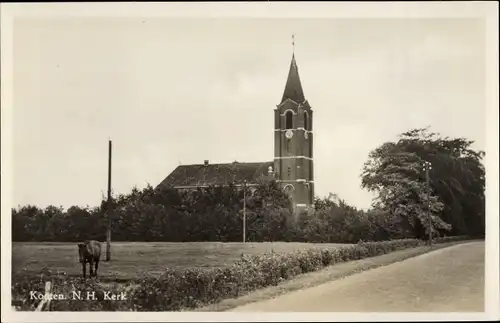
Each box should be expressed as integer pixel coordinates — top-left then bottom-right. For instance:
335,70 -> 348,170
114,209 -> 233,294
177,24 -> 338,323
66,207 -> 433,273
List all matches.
1,2 -> 498,322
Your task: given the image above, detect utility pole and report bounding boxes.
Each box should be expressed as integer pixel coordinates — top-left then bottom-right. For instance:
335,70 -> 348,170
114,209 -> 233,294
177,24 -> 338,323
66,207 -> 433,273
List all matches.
106,139 -> 112,261
243,180 -> 246,243
423,160 -> 432,246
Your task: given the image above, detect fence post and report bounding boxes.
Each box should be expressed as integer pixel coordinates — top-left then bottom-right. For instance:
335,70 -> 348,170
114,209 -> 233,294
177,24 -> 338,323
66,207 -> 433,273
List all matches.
35,281 -> 52,311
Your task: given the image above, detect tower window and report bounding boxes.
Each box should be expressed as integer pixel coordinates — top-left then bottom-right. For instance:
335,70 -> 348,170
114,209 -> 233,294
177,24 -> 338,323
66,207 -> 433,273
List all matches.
283,184 -> 294,194
309,136 -> 313,158
304,111 -> 309,131
287,139 -> 291,152
309,159 -> 313,180
285,111 -> 293,129
287,166 -> 291,178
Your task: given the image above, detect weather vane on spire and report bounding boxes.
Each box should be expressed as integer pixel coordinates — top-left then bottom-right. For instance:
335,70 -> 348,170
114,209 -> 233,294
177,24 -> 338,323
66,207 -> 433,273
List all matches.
292,33 -> 295,54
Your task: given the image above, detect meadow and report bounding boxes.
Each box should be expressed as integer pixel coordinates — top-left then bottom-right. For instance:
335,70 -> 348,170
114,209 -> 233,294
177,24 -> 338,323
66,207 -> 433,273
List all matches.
12,241 -> 350,282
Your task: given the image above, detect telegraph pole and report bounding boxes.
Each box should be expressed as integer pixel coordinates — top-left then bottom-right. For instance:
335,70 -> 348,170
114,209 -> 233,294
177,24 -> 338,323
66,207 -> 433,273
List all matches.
106,139 -> 112,261
243,180 -> 247,243
423,160 -> 432,246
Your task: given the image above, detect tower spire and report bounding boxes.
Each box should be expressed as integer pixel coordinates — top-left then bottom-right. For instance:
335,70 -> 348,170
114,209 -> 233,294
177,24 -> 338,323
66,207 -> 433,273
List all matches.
281,35 -> 305,104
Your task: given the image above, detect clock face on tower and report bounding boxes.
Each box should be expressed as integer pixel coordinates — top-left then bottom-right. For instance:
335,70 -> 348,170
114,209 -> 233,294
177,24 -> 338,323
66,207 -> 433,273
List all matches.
285,130 -> 293,139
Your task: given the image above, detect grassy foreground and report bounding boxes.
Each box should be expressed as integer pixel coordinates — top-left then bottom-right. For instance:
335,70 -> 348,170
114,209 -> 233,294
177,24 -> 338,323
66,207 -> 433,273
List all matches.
11,237 -> 469,311
12,241 -> 349,281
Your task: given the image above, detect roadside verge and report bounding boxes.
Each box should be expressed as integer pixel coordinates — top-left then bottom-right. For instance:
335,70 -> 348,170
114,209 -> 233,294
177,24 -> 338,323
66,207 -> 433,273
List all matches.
196,240 -> 472,312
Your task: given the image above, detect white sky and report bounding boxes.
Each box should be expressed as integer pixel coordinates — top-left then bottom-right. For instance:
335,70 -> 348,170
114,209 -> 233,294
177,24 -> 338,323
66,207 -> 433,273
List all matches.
11,17 -> 486,210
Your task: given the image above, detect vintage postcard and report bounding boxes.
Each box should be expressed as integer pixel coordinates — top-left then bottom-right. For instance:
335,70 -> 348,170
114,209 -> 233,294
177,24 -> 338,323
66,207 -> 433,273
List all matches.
1,1 -> 499,322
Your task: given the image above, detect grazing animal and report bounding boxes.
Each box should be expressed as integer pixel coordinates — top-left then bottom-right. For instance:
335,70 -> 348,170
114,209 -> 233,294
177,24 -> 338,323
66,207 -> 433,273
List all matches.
77,240 -> 102,278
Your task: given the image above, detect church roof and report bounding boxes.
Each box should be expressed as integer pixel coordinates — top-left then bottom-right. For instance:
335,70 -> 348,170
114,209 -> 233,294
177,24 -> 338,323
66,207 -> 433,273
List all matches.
281,54 -> 305,104
156,161 -> 274,189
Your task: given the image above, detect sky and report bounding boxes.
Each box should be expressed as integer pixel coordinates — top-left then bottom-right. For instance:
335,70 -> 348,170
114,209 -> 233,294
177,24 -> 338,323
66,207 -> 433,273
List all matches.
11,17 -> 486,210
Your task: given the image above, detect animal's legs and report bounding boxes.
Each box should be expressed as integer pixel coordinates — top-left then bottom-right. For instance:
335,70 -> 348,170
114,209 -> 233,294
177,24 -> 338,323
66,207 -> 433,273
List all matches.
89,259 -> 94,277
94,260 -> 99,277
82,262 -> 86,278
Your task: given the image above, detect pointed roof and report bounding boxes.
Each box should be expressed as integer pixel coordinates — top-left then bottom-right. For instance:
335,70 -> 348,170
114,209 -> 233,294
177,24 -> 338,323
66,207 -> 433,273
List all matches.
281,54 -> 305,104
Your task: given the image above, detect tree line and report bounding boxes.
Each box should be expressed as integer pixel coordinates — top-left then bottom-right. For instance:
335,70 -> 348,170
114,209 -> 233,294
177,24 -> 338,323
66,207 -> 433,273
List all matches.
12,128 -> 485,242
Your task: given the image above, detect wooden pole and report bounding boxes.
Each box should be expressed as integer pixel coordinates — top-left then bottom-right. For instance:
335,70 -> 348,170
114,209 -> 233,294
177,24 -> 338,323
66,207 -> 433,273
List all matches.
426,165 -> 432,246
243,180 -> 246,243
106,139 -> 112,261
423,160 -> 432,246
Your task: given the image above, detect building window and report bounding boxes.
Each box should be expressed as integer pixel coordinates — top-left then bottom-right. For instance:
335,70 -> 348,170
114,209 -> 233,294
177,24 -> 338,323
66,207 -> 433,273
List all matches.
309,159 -> 313,180
287,166 -> 291,178
285,111 -> 293,129
304,111 -> 309,131
283,184 -> 294,195
309,136 -> 313,158
287,139 -> 291,152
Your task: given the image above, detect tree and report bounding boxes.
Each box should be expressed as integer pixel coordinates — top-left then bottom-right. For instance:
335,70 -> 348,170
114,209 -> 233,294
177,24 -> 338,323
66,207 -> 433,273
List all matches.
361,127 -> 485,238
246,180 -> 293,241
12,205 -> 43,241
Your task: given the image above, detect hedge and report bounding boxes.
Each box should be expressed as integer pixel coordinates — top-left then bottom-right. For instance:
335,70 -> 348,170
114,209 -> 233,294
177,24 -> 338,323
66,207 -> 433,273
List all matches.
12,236 -> 471,311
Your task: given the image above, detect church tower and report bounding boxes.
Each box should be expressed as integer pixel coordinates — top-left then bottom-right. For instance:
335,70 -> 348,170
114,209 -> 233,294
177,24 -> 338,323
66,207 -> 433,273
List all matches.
274,50 -> 314,211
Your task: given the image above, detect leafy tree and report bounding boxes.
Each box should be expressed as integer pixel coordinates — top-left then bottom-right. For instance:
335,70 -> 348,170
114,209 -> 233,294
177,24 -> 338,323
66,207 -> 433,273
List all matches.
361,127 -> 485,238
12,205 -> 43,241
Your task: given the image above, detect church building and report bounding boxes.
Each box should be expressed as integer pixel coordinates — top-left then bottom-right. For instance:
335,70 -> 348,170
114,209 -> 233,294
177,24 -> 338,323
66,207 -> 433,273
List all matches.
156,51 -> 315,210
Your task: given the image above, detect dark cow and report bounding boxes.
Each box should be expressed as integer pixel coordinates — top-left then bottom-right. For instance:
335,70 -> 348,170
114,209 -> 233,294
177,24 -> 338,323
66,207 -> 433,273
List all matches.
77,240 -> 102,278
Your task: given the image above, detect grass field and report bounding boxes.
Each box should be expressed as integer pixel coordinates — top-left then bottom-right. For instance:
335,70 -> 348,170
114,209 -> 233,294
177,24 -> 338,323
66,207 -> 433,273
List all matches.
12,241 -> 351,282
